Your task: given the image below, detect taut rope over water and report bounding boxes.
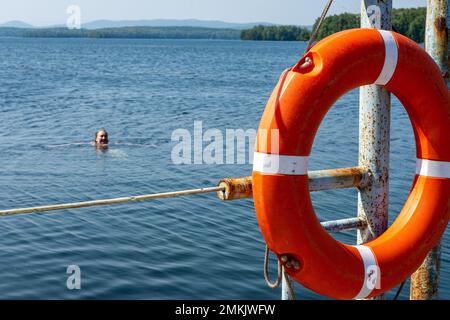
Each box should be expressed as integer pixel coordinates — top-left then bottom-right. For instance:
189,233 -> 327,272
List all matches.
0,186 -> 225,217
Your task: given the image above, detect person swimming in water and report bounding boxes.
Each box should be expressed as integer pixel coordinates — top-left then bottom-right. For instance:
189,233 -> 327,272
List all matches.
94,128 -> 109,147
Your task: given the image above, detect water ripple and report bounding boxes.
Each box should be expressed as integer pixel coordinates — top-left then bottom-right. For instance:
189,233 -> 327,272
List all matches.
0,37 -> 447,300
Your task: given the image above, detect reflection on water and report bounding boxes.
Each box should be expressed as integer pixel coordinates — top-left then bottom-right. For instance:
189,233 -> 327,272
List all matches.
104,149 -> 127,158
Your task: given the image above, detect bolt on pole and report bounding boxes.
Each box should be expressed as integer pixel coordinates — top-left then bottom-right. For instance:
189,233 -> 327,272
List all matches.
410,0 -> 449,300
358,0 -> 392,300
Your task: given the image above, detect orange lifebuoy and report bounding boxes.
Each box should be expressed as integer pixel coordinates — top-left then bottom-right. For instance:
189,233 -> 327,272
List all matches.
253,28 -> 450,299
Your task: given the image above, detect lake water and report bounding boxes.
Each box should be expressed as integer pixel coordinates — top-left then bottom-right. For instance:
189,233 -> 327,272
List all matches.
0,37 -> 448,299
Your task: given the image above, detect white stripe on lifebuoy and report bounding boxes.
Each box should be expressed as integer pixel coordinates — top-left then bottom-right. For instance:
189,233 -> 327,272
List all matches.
253,152 -> 308,175
416,159 -> 450,179
280,72 -> 296,99
353,245 -> 380,300
375,30 -> 398,86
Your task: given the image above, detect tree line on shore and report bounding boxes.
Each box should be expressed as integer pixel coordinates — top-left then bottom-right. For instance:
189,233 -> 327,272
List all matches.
1,26 -> 241,40
240,7 -> 426,43
0,8 -> 426,42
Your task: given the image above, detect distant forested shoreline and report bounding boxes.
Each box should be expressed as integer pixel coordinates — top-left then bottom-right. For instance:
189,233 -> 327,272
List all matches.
0,26 -> 241,40
241,25 -> 311,41
240,7 -> 426,43
0,8 -> 426,42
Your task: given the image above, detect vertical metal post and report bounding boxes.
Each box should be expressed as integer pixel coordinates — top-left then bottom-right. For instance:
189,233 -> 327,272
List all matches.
281,272 -> 292,300
358,0 -> 392,300
410,0 -> 449,300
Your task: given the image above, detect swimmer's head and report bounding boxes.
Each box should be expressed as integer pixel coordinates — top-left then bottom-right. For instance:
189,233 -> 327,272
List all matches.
95,128 -> 109,146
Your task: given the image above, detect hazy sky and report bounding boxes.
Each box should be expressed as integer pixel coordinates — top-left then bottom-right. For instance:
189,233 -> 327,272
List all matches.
0,0 -> 427,26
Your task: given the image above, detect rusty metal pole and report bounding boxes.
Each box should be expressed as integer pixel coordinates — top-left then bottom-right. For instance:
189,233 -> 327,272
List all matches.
358,0 -> 392,300
217,167 -> 369,201
410,0 -> 449,300
281,272 -> 292,300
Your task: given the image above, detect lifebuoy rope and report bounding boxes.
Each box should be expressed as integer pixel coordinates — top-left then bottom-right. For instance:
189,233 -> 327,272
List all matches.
306,0 -> 335,52
263,246 -> 282,289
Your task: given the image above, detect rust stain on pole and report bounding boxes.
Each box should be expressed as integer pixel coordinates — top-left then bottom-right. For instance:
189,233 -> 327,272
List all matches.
411,244 -> 442,299
435,16 -> 447,31
308,167 -> 369,191
358,0 -> 392,243
428,0 -> 449,81
217,176 -> 253,201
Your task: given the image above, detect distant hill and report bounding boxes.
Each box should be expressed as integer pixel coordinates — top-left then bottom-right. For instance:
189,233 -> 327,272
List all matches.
81,19 -> 275,30
0,20 -> 34,28
0,19 -> 276,30
21,26 -> 241,40
0,19 -> 276,40
0,27 -> 27,37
